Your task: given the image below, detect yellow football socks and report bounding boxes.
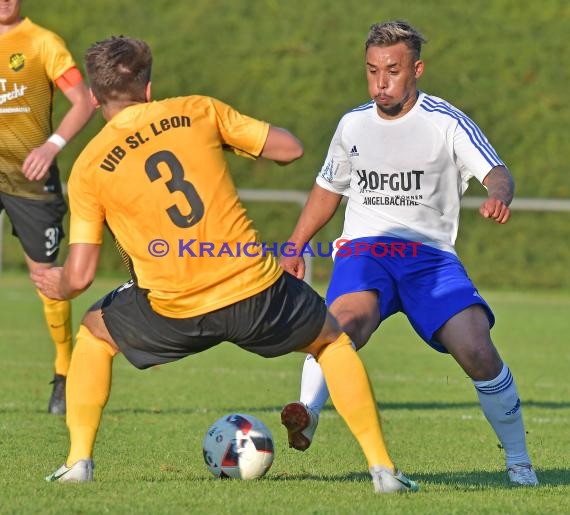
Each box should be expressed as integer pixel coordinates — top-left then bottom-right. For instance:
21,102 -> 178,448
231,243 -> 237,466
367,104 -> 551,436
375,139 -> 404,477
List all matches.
311,332 -> 395,470
66,324 -> 117,465
37,290 -> 72,376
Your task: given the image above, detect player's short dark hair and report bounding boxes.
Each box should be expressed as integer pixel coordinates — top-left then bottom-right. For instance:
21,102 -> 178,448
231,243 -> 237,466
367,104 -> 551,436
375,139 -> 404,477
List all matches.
85,36 -> 152,105
365,20 -> 427,60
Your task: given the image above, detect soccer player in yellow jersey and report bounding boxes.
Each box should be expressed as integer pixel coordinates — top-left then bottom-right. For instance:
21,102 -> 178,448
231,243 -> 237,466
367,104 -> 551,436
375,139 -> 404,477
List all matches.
32,36 -> 418,493
0,0 -> 94,413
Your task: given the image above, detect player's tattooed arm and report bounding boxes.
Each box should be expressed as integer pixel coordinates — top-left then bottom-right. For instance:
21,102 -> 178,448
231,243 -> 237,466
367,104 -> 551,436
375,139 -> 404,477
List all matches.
483,165 -> 515,206
479,165 -> 514,224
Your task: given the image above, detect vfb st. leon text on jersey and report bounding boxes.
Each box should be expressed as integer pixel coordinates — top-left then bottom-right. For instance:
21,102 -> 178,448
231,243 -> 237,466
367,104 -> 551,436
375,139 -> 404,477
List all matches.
99,115 -> 191,172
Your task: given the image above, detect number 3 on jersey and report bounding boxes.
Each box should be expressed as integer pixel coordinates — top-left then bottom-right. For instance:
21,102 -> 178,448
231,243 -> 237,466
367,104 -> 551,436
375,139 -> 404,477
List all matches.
145,150 -> 204,228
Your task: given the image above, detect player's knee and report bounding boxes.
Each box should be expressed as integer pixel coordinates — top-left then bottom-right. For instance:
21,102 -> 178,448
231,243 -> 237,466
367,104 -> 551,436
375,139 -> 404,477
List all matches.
330,305 -> 377,346
313,332 -> 352,362
334,316 -> 372,348
474,357 -> 503,381
460,346 -> 503,380
79,313 -> 120,355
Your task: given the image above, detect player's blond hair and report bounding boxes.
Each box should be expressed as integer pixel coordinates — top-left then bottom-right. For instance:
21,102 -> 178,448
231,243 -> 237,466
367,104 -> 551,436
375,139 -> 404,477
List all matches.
85,36 -> 152,105
365,20 -> 427,60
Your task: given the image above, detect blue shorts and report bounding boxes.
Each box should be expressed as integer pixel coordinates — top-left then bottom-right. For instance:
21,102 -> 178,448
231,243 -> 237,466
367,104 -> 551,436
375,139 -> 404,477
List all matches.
326,237 -> 494,353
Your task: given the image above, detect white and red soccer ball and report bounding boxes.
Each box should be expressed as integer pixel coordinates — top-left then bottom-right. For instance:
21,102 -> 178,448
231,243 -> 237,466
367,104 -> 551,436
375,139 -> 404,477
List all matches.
202,413 -> 274,480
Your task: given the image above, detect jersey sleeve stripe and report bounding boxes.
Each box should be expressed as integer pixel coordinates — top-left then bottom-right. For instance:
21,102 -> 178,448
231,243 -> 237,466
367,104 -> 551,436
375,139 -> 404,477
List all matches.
421,96 -> 505,168
349,100 -> 375,113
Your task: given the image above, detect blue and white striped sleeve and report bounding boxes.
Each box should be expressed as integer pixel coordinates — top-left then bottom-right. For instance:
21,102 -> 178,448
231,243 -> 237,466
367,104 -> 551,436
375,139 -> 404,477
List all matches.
316,118 -> 351,194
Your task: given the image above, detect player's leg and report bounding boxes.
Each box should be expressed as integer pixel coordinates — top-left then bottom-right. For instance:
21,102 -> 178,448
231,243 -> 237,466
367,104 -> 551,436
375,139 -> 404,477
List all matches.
224,272 -> 415,493
2,192 -> 72,414
435,305 -> 537,486
285,246 -> 387,450
299,314 -> 390,466
65,310 -> 119,465
46,306 -> 119,482
48,279 -> 223,482
287,290 -> 380,450
26,257 -> 72,414
400,246 -> 538,485
299,314 -> 417,493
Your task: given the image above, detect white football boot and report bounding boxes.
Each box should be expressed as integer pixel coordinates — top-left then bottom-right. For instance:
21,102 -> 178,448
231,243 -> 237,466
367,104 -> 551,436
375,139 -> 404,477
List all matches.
280,402 -> 319,451
507,463 -> 539,486
370,465 -> 419,493
46,459 -> 94,482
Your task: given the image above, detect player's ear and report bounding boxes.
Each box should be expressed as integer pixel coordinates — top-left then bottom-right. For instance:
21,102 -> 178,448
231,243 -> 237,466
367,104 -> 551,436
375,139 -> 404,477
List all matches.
145,82 -> 152,102
414,59 -> 424,80
88,88 -> 100,108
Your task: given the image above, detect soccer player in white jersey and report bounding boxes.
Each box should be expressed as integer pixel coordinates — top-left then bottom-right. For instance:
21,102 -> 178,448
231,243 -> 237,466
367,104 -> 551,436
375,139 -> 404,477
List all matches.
279,20 -> 538,487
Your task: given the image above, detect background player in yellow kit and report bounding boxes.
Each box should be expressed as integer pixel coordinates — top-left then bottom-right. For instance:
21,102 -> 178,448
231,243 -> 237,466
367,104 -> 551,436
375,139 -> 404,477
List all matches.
32,36 -> 417,493
0,0 -> 94,413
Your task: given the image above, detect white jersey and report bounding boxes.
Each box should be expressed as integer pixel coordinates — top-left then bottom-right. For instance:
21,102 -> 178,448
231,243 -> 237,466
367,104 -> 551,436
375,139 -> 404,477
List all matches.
316,92 -> 505,253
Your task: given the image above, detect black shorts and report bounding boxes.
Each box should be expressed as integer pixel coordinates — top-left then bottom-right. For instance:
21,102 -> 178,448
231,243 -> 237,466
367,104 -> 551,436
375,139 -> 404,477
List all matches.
0,191 -> 67,263
100,273 -> 328,369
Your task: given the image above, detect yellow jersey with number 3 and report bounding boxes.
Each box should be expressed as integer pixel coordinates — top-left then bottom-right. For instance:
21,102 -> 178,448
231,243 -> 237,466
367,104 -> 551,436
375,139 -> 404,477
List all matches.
68,96 -> 283,318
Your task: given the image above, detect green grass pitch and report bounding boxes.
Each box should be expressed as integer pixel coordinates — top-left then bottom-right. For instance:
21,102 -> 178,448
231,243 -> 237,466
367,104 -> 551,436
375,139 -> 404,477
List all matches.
0,271 -> 568,514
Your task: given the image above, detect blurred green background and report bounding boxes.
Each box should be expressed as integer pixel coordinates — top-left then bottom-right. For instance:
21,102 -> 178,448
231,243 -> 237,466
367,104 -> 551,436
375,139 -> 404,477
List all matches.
1,0 -> 568,288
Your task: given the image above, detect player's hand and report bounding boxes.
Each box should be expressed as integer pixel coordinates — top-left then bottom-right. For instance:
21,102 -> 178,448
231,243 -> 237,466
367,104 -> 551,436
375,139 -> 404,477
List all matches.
479,198 -> 511,224
31,267 -> 65,300
22,142 -> 60,181
279,255 -> 306,280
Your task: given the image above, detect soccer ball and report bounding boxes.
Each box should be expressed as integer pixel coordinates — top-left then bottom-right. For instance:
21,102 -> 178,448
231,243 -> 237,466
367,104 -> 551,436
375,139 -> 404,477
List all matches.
202,413 -> 274,480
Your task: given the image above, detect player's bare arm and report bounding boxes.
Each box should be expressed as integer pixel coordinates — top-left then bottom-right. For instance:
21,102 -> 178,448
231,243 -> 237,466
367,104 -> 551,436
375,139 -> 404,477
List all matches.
22,79 -> 94,181
31,243 -> 101,300
280,184 -> 342,279
260,126 -> 303,165
480,165 -> 515,224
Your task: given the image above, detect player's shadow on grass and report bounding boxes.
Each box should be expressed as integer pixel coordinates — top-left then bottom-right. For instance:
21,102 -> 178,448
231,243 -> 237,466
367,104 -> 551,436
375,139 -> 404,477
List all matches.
377,400 -> 570,410
8,398 -> 566,416
15,397 -> 565,415
338,399 -> 570,411
94,398 -> 570,416
270,468 -> 568,488
216,399 -> 569,413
